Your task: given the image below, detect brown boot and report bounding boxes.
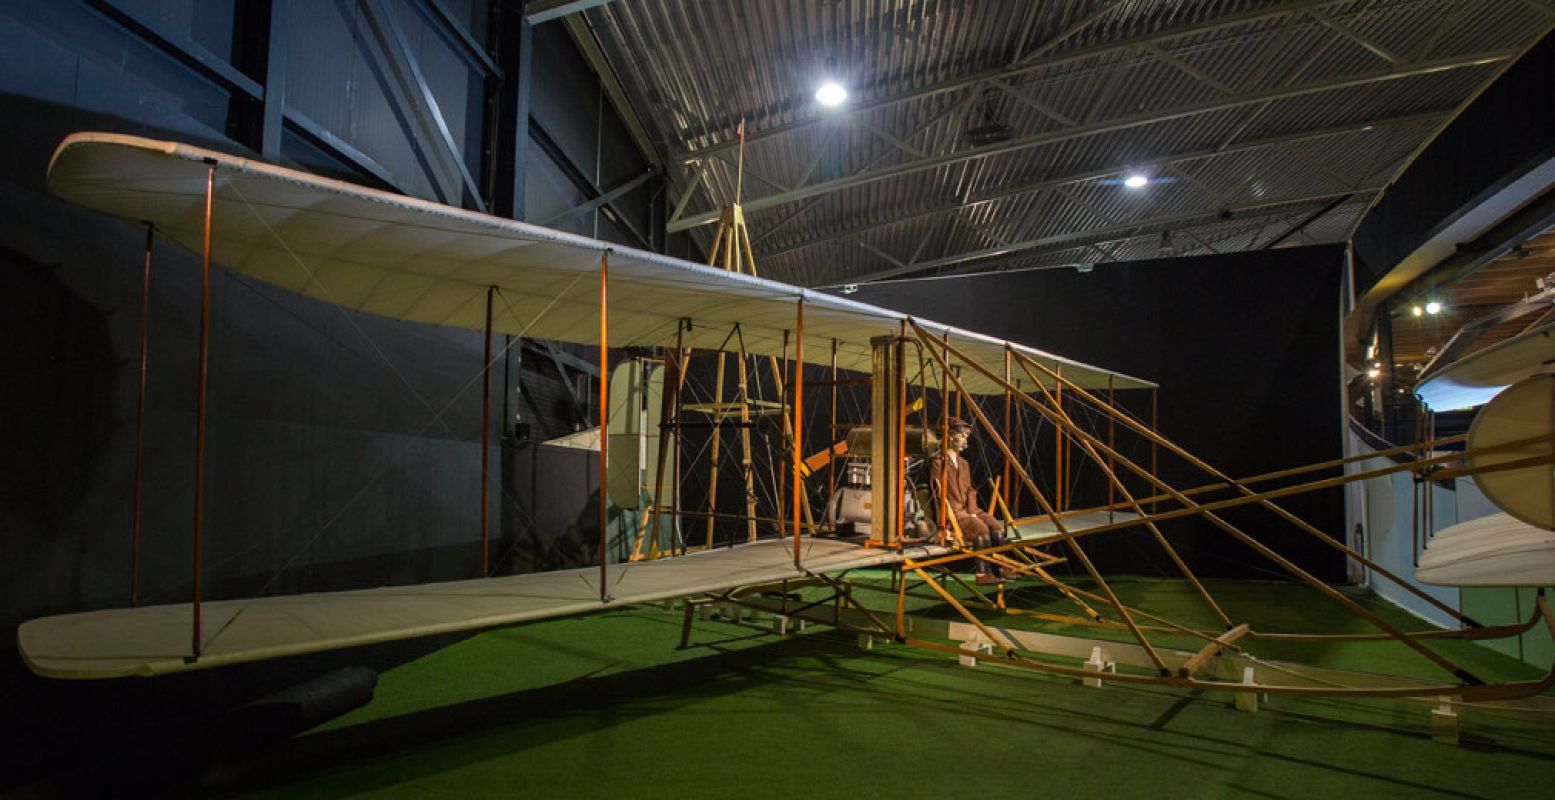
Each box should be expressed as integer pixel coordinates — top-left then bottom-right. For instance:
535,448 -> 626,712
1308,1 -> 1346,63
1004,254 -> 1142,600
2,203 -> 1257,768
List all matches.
975,573 -> 1001,585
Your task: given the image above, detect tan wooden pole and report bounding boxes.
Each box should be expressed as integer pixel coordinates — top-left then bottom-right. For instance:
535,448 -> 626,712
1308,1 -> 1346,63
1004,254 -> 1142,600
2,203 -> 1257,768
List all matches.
646,345 -> 679,559
1055,364 -> 1064,512
1017,357 -> 1231,628
1012,381 -> 1023,515
132,223 -> 154,607
897,321 -> 908,545
1107,374 -> 1115,523
735,332 -> 758,541
909,323 -> 1170,673
1111,432 -> 1467,510
793,298 -> 805,567
908,437 -> 1549,567
778,329 -> 789,536
706,224 -> 726,270
828,339 -> 838,510
1007,347 -> 1481,628
992,347 -> 1487,676
706,350 -> 726,549
672,324 -> 687,555
735,118 -> 746,204
192,163 -> 215,657
481,286 -> 494,576
938,332 -> 950,534
597,252 -> 609,602
1150,387 -> 1159,515
947,332 -> 1489,680
1002,349 -> 1012,510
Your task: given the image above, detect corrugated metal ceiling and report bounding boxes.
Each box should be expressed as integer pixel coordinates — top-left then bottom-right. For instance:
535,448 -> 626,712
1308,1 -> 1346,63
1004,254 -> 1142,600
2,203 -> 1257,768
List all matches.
579,0 -> 1554,287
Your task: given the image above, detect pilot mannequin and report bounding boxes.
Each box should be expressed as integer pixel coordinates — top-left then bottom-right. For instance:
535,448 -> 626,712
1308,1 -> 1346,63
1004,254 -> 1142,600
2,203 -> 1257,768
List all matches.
928,418 -> 1014,584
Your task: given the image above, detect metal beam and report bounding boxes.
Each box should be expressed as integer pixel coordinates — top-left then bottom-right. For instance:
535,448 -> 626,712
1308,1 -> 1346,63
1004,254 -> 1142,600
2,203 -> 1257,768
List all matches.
1141,42 -> 1233,95
561,13 -> 663,170
526,0 -> 618,25
988,77 -> 1076,126
1015,0 -> 1128,64
529,118 -> 650,248
667,52 -> 1506,233
362,0 -> 488,212
260,0 -> 288,160
760,111 -> 1445,260
541,169 -> 655,226
682,0 -> 1352,162
1309,7 -> 1406,65
282,107 -> 406,191
79,0 -> 263,100
852,188 -> 1379,283
490,5 -> 534,220
411,0 -> 502,76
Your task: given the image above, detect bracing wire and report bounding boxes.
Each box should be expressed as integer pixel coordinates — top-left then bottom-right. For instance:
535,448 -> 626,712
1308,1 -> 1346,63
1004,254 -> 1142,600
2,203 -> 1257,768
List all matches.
203,260 -> 585,646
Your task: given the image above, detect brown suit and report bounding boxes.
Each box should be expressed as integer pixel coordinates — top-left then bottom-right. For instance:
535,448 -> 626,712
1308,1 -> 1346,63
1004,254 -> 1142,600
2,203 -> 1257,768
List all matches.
928,452 -> 1000,540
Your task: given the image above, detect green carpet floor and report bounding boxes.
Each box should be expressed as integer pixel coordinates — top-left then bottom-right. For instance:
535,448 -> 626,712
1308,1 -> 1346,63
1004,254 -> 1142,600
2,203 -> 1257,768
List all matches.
197,576 -> 1555,798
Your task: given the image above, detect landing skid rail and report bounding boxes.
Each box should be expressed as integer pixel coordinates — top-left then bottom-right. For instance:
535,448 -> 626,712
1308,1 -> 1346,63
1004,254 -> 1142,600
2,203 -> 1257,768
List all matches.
714,577 -> 1555,706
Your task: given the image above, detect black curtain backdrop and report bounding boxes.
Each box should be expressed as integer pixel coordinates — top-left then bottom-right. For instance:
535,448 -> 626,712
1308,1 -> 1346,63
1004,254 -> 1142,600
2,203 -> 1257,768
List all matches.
842,244 -> 1348,582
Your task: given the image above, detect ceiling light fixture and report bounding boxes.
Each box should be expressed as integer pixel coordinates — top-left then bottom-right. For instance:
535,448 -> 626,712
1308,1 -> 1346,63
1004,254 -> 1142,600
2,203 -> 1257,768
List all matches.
816,80 -> 847,106
1425,301 -> 1443,315
1124,174 -> 1149,189
1411,305 -> 1424,317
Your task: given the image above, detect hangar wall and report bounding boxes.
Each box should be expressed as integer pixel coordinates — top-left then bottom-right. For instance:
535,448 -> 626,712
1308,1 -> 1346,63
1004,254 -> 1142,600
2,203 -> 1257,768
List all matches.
0,0 -> 671,637
845,244 -> 1349,582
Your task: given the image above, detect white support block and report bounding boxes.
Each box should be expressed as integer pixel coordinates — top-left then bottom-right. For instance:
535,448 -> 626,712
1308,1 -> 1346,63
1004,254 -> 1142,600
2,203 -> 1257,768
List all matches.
772,615 -> 790,635
961,641 -> 991,668
1083,646 -> 1107,688
857,633 -> 875,650
697,603 -> 713,621
1431,697 -> 1460,746
1235,666 -> 1260,713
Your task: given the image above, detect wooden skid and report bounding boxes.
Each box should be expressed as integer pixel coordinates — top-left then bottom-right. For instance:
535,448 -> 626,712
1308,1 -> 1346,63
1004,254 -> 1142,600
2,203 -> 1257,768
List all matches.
730,581 -> 1555,704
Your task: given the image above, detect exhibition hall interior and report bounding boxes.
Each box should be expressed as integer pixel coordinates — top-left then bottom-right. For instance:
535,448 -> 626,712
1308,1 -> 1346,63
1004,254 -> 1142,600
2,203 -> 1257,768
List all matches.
3,1 -> 1555,795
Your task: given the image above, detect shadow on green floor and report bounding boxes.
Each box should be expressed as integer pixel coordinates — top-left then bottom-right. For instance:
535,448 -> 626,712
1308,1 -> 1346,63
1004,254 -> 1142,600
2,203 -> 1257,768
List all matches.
188,578 -> 1555,799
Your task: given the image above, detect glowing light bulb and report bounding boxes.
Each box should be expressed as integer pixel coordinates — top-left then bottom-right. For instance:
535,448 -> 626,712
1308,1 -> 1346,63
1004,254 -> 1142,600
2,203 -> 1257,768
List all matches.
1411,305 -> 1424,317
816,81 -> 847,106
1425,301 -> 1442,315
1124,174 -> 1148,189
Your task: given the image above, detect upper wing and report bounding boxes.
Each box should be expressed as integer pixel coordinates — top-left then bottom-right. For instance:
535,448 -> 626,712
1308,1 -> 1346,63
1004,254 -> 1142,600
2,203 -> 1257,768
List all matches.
47,132 -> 1153,394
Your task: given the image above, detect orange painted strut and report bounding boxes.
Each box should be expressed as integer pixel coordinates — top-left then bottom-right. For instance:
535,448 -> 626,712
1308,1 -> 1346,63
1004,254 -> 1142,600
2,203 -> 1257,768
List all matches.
192,163 -> 215,657
792,297 -> 804,567
598,252 -> 609,602
481,286 -> 493,576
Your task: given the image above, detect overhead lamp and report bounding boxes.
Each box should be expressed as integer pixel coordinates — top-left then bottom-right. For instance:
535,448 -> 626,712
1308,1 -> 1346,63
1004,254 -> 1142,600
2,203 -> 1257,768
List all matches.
1124,173 -> 1149,189
816,80 -> 847,106
1366,367 -> 1381,380
1425,301 -> 1443,315
1411,305 -> 1424,317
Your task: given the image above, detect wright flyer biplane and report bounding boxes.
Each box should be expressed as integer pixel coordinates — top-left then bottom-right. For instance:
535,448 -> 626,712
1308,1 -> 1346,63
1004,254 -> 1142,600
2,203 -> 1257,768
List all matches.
19,134 -> 1555,735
